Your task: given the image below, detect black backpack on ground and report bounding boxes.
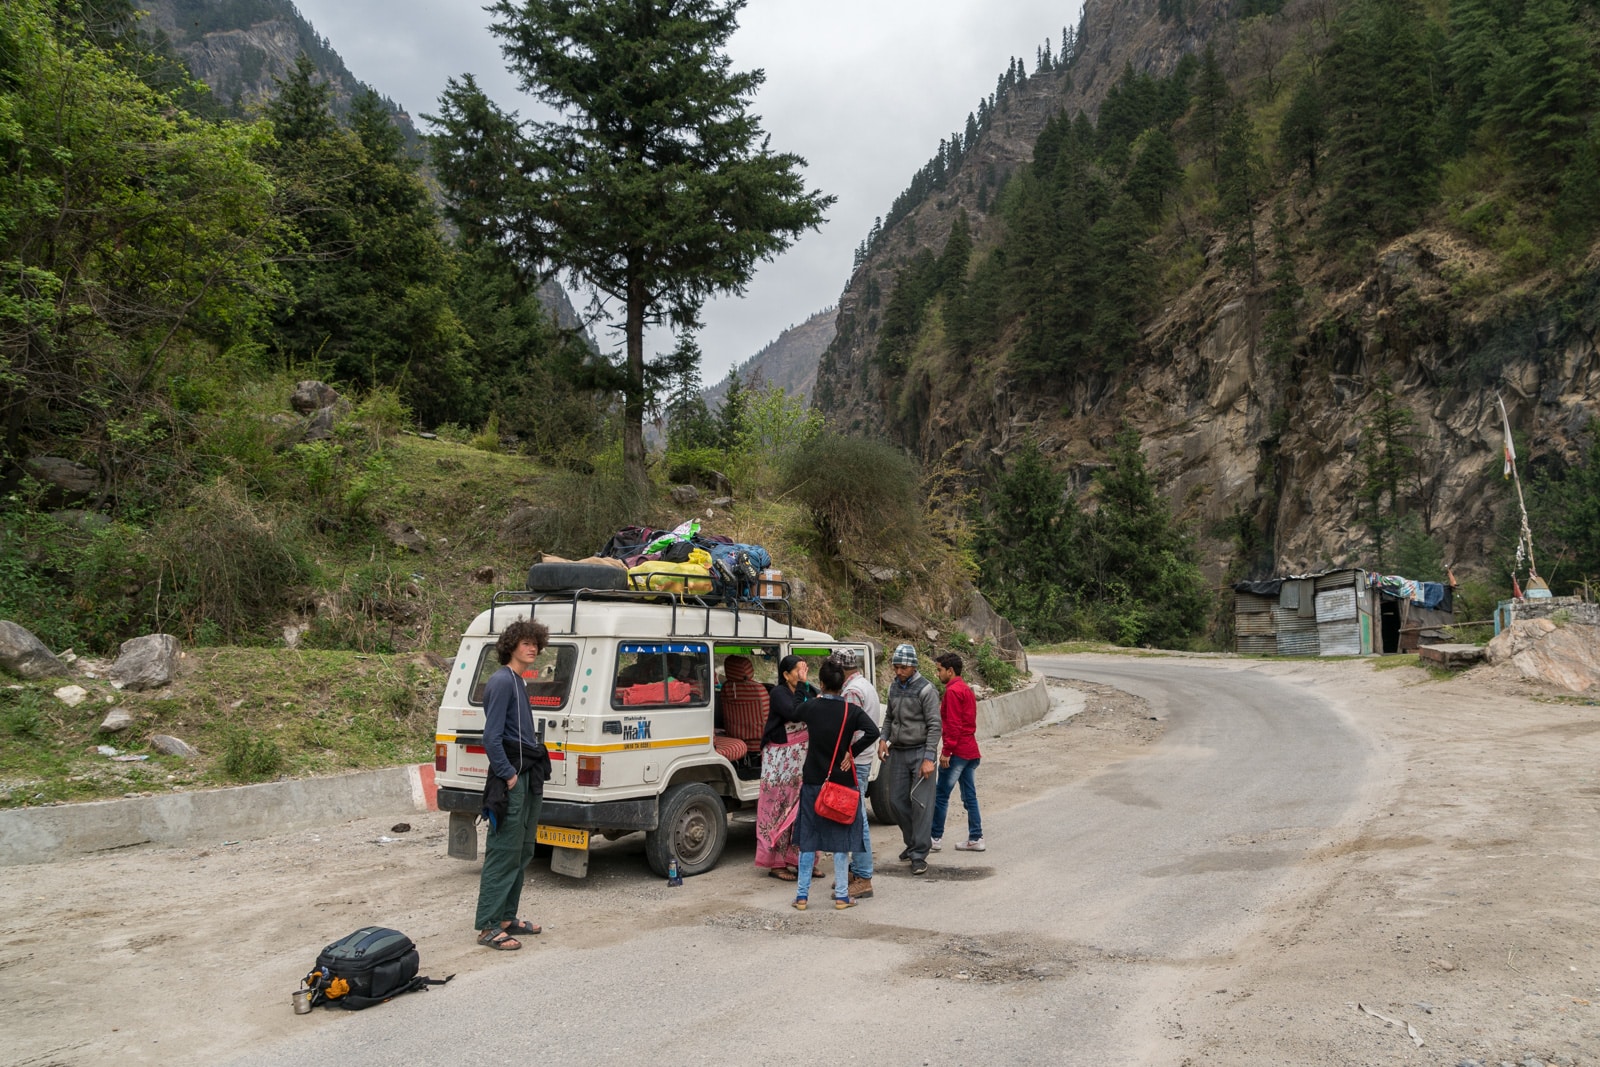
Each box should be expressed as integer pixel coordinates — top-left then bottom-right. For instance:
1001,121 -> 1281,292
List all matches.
301,927 -> 451,1010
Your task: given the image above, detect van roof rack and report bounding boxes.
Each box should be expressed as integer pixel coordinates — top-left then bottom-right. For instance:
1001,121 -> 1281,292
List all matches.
488,578 -> 797,640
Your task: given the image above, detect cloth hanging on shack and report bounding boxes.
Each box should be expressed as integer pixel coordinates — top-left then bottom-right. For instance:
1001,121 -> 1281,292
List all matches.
1369,573 -> 1448,608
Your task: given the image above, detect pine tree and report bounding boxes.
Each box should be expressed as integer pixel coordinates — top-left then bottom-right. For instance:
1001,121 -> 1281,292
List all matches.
1263,203 -> 1302,368
1529,427 -> 1600,591
1078,425 -> 1211,647
937,209 -> 972,296
716,370 -> 748,452
1087,195 -> 1154,370
975,442 -> 1082,642
1192,44 -> 1230,167
1359,372 -> 1420,569
655,333 -> 717,450
429,0 -> 833,490
267,53 -> 336,144
1216,102 -> 1263,281
1480,0 -> 1597,177
350,88 -> 404,162
1277,72 -> 1326,185
1320,0 -> 1440,244
1124,128 -> 1182,221
265,54 -> 466,404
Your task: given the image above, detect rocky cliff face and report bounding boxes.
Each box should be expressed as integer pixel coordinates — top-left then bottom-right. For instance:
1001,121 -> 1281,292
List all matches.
136,0 -> 418,135
704,307 -> 836,411
814,0 -> 1600,583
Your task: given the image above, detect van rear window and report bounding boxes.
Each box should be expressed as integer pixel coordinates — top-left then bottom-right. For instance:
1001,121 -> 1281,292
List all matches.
612,643 -> 710,708
470,643 -> 580,708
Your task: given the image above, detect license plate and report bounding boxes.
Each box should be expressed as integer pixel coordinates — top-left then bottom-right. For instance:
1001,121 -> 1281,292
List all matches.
536,824 -> 589,849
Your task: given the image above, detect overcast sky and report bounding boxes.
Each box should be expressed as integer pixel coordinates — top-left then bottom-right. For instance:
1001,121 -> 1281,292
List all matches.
288,0 -> 1083,385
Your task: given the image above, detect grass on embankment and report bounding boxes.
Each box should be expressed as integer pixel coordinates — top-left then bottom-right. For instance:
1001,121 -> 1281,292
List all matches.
0,648 -> 440,808
2,427 -> 997,806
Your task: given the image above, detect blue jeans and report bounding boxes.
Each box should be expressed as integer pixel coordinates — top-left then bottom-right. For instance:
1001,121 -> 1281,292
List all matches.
847,757 -> 873,880
932,756 -> 982,841
795,850 -> 849,901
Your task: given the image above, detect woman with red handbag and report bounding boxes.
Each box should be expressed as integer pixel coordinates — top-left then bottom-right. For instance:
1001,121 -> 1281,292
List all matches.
788,658 -> 880,910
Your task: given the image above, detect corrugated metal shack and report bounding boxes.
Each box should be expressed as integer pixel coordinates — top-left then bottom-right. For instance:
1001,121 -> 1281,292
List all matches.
1233,569 -> 1455,656
1233,569 -> 1373,657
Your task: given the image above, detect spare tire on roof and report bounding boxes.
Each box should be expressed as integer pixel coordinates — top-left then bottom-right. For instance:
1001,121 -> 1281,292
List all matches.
526,561 -> 630,593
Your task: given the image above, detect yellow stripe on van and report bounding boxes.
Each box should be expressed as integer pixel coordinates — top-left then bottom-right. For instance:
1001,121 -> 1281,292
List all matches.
553,737 -> 712,754
436,733 -> 456,743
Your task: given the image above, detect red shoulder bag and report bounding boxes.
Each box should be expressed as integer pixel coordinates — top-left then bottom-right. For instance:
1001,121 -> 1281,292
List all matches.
813,700 -> 861,824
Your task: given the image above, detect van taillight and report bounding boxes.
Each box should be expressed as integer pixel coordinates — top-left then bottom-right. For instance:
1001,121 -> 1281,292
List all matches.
434,743 -> 448,772
577,754 -> 601,786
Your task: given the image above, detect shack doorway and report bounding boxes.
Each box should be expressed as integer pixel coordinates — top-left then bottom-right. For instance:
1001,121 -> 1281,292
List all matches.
1379,598 -> 1402,654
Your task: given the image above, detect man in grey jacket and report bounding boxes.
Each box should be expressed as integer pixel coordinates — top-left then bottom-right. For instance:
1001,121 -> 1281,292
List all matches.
876,643 -> 942,874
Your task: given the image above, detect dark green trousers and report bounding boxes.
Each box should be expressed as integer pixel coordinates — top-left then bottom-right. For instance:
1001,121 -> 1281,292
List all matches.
474,775 -> 542,931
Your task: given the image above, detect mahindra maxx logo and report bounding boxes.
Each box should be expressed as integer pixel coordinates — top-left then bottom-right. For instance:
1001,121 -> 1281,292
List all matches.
622,720 -> 652,741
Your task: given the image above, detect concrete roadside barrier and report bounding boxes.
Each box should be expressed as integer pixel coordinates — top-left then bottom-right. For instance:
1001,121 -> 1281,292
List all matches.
0,763 -> 440,867
976,672 -> 1051,739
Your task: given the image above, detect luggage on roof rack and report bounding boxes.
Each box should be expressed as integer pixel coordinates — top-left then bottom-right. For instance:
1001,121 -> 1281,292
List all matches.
526,561 -> 630,593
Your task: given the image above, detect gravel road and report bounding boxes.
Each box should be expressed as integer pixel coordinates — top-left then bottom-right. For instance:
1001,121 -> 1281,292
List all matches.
3,654 -> 1595,1067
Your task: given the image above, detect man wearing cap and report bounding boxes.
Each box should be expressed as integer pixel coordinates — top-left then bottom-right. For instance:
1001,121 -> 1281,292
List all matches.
877,643 -> 941,874
836,648 -> 882,899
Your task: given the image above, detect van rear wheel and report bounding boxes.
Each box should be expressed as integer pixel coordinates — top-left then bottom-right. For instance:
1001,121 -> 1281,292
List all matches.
645,783 -> 727,877
868,771 -> 896,825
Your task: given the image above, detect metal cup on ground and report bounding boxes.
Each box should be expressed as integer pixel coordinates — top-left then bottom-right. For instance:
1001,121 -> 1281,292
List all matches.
292,989 -> 313,1014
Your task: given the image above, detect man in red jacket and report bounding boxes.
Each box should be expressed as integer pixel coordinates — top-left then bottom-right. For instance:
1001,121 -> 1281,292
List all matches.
930,652 -> 984,852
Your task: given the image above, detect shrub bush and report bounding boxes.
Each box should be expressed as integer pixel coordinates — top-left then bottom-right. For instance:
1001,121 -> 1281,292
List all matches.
2,689 -> 46,739
150,480 -> 313,643
222,730 -> 284,782
353,385 -> 411,439
519,469 -> 650,559
781,432 -> 923,565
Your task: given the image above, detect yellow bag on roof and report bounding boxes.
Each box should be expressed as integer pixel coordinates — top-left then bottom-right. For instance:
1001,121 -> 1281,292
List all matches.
627,560 -> 714,596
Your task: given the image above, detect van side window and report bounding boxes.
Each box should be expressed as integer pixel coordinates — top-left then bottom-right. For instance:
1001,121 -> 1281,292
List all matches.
470,643 -> 580,708
613,642 -> 710,708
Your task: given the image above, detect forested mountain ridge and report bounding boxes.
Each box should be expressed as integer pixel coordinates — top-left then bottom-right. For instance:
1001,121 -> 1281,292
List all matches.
815,0 -> 1600,592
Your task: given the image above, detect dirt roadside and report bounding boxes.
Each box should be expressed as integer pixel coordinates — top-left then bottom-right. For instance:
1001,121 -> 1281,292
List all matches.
1169,657 -> 1600,1067
1,658 -> 1595,1066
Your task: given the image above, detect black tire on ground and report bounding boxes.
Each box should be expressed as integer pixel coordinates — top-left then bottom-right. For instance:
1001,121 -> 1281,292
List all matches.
868,769 -> 896,825
644,782 -> 728,877
525,561 -> 629,593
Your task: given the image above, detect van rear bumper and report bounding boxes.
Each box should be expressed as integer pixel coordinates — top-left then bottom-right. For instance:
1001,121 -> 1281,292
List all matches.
437,787 -> 658,833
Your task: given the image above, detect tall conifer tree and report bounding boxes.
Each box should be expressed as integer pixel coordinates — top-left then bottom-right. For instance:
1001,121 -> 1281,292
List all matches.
429,0 -> 833,489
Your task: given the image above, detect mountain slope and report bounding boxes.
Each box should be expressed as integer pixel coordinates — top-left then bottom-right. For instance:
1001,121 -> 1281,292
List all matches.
814,0 -> 1600,586
136,0 -> 419,134
704,306 -> 836,411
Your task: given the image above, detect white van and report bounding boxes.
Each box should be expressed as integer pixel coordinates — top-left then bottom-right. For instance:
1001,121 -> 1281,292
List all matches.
433,583 -> 880,878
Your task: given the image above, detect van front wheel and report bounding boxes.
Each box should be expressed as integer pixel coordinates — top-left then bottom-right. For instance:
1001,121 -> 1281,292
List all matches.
645,782 -> 727,877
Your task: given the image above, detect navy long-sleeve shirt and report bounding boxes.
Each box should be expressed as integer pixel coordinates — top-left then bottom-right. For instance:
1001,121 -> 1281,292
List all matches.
482,666 -> 536,781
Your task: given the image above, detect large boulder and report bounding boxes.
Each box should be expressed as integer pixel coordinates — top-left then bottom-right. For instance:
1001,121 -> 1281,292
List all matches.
150,734 -> 198,759
501,506 -> 557,547
384,520 -> 428,553
0,621 -> 67,680
879,605 -> 922,637
110,634 -> 181,692
24,456 -> 100,503
951,586 -> 1028,668
290,380 -> 340,414
1485,619 -> 1600,693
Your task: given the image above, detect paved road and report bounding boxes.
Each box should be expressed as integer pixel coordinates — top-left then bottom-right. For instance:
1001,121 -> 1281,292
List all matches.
229,655 -> 1373,1067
